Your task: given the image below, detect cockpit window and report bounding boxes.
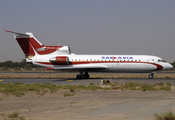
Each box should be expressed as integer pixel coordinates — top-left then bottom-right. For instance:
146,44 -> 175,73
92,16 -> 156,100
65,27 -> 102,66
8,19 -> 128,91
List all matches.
158,59 -> 167,63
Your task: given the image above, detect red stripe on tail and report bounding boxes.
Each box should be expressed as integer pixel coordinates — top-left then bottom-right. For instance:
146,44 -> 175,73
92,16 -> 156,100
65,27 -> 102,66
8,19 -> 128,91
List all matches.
16,37 -> 37,57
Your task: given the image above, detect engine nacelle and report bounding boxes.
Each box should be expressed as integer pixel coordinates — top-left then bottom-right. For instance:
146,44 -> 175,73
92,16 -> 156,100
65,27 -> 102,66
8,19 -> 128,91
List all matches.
49,56 -> 69,64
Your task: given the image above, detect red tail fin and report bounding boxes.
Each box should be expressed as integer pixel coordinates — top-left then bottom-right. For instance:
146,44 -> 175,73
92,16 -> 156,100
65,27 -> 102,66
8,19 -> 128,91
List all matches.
4,30 -> 43,58
4,30 -> 65,57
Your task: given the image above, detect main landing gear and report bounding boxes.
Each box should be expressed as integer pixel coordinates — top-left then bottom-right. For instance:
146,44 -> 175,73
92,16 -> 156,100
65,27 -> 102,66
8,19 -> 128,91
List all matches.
148,73 -> 154,79
76,71 -> 90,79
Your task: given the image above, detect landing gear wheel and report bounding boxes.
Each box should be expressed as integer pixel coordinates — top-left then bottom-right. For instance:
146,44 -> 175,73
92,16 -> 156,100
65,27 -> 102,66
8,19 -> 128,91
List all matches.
84,71 -> 89,79
148,74 -> 153,79
84,75 -> 89,79
79,76 -> 83,79
76,75 -> 80,79
76,72 -> 90,79
76,75 -> 84,79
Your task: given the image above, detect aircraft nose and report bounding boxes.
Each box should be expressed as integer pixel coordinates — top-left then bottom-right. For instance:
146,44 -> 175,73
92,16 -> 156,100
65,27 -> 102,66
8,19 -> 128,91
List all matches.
163,63 -> 173,70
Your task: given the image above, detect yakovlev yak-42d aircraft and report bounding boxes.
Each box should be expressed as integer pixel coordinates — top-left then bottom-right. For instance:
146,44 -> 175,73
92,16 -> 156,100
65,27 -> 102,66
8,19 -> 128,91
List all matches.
4,30 -> 173,79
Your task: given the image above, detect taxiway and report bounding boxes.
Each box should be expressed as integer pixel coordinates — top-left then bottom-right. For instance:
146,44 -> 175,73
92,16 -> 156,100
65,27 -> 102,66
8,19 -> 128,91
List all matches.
0,78 -> 175,85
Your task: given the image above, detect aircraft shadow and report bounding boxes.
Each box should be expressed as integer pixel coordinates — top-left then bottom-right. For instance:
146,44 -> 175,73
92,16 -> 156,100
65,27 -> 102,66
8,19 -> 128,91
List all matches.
53,77 -> 111,81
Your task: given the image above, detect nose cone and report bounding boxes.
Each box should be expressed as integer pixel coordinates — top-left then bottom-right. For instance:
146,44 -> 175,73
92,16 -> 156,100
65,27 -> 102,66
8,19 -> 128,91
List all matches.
163,63 -> 173,70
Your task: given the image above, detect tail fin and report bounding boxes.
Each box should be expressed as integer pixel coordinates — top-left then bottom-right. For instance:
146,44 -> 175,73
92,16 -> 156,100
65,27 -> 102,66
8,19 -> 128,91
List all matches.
4,30 -> 44,58
4,30 -> 70,57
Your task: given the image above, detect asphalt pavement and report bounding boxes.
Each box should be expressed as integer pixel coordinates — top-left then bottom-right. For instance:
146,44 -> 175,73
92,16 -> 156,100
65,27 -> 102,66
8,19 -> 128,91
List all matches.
0,78 -> 175,85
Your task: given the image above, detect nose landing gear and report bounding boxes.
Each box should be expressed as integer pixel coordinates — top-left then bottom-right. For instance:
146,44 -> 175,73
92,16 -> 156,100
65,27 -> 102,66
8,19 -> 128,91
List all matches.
148,73 -> 154,79
76,71 -> 90,79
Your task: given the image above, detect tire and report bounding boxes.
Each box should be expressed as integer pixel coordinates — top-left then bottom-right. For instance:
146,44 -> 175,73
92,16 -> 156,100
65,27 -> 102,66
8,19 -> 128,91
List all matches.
79,76 -> 82,79
148,75 -> 153,79
76,75 -> 80,79
84,75 -> 89,79
86,75 -> 89,79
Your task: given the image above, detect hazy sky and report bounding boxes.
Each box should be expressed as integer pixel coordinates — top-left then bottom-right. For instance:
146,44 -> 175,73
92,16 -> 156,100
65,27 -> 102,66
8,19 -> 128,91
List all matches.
0,0 -> 175,62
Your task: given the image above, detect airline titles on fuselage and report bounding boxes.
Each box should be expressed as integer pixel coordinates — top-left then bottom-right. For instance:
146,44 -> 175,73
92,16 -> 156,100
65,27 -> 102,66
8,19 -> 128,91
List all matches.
102,56 -> 134,59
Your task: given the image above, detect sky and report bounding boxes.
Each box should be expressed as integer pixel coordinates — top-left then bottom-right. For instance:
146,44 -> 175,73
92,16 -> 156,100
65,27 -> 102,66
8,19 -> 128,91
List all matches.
0,0 -> 175,62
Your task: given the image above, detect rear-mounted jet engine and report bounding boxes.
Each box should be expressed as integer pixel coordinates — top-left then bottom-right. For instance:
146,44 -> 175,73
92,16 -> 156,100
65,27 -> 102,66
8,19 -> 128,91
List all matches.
49,56 -> 69,65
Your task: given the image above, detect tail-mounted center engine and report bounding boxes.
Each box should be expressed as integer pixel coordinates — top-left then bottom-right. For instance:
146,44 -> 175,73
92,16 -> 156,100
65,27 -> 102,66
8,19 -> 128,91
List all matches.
57,46 -> 71,55
49,56 -> 69,64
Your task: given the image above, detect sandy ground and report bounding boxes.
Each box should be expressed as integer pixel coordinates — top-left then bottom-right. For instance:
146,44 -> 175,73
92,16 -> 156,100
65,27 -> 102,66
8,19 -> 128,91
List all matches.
0,90 -> 175,120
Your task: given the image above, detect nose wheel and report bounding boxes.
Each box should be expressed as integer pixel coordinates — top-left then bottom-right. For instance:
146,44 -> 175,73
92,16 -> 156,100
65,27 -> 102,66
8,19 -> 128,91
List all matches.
148,73 -> 154,79
76,71 -> 90,79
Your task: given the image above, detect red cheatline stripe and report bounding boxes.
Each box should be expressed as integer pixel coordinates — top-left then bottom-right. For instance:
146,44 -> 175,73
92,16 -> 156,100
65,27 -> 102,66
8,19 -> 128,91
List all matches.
35,61 -> 163,70
150,63 -> 163,70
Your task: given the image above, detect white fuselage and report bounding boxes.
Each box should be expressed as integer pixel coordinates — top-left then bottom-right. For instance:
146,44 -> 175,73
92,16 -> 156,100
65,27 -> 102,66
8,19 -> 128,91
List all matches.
31,54 -> 172,73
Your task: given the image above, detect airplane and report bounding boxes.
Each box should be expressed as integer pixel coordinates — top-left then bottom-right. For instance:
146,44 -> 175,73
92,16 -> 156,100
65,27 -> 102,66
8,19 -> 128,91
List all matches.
4,30 -> 173,79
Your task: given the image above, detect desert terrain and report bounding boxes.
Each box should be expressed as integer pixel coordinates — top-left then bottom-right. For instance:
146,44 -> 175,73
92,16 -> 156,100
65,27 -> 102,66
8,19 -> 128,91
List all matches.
0,90 -> 175,120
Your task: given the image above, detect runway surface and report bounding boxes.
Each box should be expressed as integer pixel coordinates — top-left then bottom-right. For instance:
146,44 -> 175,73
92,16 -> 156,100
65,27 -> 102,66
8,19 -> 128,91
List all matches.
0,78 -> 175,85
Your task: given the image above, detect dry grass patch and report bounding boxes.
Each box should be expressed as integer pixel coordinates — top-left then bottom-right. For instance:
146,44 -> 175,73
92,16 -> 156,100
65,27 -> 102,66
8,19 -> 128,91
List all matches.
63,93 -> 74,97
0,82 -> 174,98
153,110 -> 175,120
0,110 -> 25,120
109,82 -> 174,91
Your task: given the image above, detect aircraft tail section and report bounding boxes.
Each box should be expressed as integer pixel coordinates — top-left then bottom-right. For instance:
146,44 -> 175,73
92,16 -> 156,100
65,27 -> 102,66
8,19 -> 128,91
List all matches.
4,30 -> 71,58
4,30 -> 43,58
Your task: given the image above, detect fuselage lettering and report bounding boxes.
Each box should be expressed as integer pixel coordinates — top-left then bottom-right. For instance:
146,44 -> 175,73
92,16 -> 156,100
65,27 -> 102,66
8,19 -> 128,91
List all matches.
102,56 -> 133,59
